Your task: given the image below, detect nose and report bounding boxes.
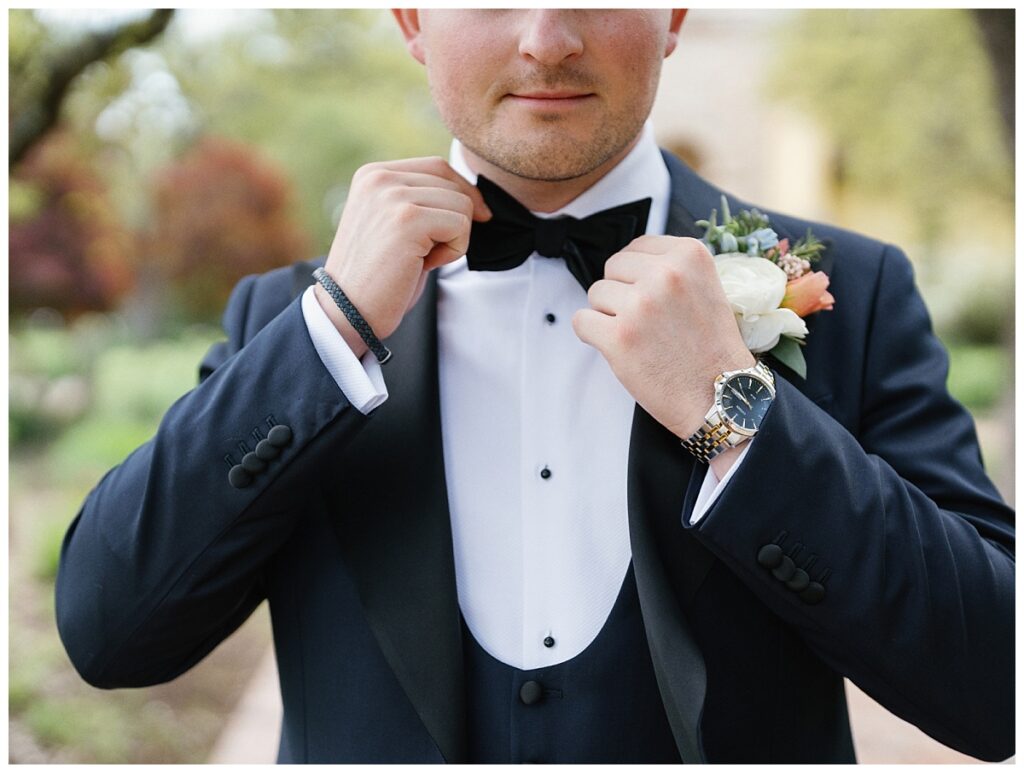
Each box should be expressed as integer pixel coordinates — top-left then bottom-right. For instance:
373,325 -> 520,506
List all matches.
518,10 -> 584,65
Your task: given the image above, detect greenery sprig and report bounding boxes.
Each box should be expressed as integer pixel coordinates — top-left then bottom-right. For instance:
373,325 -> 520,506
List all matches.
697,195 -> 824,272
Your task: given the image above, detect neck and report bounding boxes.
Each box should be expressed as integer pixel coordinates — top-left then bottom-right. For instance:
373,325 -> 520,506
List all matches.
459,133 -> 643,214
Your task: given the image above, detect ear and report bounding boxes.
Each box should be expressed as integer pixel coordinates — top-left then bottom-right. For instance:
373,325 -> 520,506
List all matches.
664,9 -> 688,58
392,9 -> 426,65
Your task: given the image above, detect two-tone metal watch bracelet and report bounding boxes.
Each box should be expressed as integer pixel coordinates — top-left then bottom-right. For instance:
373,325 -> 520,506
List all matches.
680,418 -> 734,465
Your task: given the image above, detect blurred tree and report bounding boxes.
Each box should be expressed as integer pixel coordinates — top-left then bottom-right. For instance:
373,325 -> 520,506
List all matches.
971,9 -> 1014,157
771,10 -> 1011,243
158,9 -> 449,248
9,9 -> 174,168
9,132 -> 136,317
144,136 -> 310,319
11,10 -> 448,280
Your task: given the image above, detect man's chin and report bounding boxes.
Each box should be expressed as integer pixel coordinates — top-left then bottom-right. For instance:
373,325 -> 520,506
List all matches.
467,132 -> 623,182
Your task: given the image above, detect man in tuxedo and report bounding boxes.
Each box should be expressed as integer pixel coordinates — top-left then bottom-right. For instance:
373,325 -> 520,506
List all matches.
56,9 -> 1014,763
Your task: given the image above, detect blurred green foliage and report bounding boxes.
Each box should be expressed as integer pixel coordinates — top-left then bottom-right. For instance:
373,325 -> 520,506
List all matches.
12,325 -> 82,380
11,319 -> 218,454
946,344 -> 1009,414
772,10 -> 1011,241
12,319 -> 220,582
942,276 -> 1014,347
166,10 -> 449,247
8,317 -> 258,763
9,10 -> 52,117
55,9 -> 449,251
10,9 -> 449,325
89,331 -> 216,419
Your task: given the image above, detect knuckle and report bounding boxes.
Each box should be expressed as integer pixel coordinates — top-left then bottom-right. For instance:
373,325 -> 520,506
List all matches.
633,291 -> 656,316
396,202 -> 419,224
690,240 -> 714,266
354,162 -> 382,182
361,167 -> 392,189
661,263 -> 687,291
615,322 -> 637,349
379,183 -> 403,202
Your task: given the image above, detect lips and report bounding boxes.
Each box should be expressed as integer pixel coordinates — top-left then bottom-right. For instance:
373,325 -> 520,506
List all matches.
511,90 -> 592,99
505,91 -> 597,111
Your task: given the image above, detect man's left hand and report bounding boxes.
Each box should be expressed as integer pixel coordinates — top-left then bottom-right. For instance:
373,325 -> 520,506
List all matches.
572,235 -> 755,444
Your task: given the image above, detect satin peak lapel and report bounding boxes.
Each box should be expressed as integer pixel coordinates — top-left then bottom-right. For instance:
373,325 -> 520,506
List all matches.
624,153 -> 724,763
322,273 -> 467,763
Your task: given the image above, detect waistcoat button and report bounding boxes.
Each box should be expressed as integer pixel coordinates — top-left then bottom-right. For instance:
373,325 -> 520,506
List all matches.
519,680 -> 544,705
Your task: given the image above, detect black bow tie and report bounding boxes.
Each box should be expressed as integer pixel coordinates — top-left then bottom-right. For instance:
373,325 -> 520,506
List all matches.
466,175 -> 652,290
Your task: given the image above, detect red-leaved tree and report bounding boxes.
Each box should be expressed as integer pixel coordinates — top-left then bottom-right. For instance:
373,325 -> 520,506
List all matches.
145,136 -> 310,319
9,132 -> 137,318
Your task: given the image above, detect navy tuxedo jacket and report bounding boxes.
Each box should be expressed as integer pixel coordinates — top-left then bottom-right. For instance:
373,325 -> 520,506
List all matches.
56,152 -> 1015,763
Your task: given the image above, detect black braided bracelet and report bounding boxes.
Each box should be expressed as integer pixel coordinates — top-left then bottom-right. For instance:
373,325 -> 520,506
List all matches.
313,267 -> 392,364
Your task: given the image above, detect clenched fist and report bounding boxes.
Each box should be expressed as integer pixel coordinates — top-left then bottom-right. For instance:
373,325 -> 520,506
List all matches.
316,156 -> 492,357
572,235 -> 755,466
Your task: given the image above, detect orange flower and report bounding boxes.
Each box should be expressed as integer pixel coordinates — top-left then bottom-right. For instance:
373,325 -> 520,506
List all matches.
781,271 -> 835,317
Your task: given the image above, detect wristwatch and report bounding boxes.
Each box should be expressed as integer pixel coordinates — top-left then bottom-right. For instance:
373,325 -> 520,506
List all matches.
681,359 -> 776,464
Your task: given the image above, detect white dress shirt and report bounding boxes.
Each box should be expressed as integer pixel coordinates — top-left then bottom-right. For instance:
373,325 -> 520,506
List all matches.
300,121 -> 748,669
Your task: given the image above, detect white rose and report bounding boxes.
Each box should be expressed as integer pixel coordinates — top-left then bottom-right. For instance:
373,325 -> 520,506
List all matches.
715,254 -> 807,353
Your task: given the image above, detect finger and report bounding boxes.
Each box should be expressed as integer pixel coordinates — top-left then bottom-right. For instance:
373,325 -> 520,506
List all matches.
603,250 -> 663,283
423,241 -> 466,271
369,157 -> 492,220
586,278 -> 633,316
623,234 -> 678,254
389,171 -> 489,219
391,185 -> 474,225
571,307 -> 616,351
389,171 -> 468,194
411,206 -> 473,269
625,234 -> 709,257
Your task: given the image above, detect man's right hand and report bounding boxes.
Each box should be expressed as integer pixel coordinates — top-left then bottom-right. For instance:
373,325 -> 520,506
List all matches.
315,156 -> 492,358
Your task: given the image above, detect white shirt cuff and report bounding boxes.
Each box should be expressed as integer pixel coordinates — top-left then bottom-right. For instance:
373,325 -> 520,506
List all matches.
301,285 -> 388,414
688,439 -> 754,525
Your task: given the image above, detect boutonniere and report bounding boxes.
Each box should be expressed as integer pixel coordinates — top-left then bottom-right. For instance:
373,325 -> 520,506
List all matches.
697,196 -> 833,379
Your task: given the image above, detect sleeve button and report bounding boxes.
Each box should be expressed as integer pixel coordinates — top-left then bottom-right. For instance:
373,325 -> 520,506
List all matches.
268,424 -> 293,448
800,582 -> 826,605
786,568 -> 810,592
757,544 -> 783,569
228,465 -> 252,489
771,555 -> 796,582
255,439 -> 280,461
241,452 -> 266,474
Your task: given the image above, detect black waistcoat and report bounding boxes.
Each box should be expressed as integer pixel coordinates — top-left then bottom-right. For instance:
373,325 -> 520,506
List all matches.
462,562 -> 682,764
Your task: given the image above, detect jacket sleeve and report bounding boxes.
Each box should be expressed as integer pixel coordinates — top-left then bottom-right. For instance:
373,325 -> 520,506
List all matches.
55,274 -> 374,688
683,245 -> 1015,761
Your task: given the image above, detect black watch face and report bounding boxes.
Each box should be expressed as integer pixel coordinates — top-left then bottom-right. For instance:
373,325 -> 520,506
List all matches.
720,374 -> 773,432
